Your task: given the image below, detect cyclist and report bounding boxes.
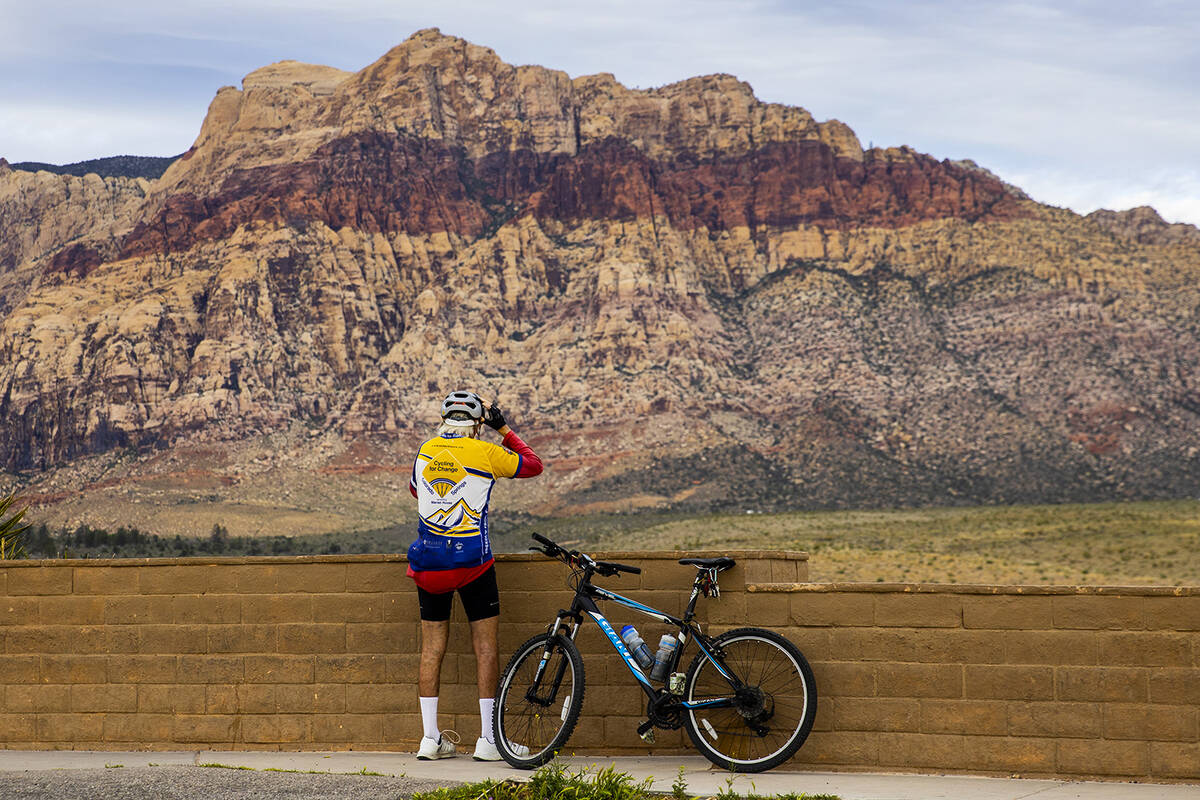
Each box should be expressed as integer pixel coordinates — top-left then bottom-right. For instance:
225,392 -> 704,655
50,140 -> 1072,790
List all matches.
407,390 -> 543,761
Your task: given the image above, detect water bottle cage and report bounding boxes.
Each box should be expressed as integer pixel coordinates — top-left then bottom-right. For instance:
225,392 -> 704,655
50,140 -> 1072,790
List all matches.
699,567 -> 721,598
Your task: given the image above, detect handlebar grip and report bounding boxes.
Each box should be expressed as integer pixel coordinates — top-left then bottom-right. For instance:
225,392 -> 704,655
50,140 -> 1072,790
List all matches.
531,533 -> 555,547
595,560 -> 641,575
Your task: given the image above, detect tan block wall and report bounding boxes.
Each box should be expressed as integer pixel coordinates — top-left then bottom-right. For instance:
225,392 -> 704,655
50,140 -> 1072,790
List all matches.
2,552 -> 1198,781
760,583 -> 1199,780
0,551 -> 801,755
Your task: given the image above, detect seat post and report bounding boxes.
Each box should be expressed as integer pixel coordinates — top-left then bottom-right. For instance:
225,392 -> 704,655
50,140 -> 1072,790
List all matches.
678,557 -> 735,623
683,567 -> 705,622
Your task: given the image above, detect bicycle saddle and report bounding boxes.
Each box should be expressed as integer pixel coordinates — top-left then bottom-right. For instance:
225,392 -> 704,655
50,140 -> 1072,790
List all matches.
679,557 -> 735,571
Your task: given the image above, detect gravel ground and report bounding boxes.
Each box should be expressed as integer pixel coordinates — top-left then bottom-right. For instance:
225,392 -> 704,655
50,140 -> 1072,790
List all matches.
0,765 -> 465,800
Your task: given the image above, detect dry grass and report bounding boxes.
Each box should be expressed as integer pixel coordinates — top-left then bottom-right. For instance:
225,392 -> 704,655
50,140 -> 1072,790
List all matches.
538,500 -> 1200,586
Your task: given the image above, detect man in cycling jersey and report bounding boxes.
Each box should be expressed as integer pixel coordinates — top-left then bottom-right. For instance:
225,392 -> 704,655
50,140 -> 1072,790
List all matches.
408,391 -> 543,761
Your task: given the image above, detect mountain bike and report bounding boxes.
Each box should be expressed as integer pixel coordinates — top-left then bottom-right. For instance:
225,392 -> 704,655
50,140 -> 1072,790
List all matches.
493,533 -> 817,773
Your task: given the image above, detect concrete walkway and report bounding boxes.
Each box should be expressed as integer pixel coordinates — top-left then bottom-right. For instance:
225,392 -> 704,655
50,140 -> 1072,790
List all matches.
0,750 -> 1197,800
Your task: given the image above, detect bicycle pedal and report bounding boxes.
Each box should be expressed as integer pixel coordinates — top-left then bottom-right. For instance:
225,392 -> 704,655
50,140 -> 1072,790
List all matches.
639,729 -> 656,744
636,718 -> 655,744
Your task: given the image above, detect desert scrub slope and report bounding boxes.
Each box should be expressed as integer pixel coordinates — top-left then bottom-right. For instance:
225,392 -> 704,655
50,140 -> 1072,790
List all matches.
516,500 -> 1200,586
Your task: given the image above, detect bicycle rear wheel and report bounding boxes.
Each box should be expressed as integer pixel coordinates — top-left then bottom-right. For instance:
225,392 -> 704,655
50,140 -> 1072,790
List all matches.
682,627 -> 816,772
494,632 -> 585,768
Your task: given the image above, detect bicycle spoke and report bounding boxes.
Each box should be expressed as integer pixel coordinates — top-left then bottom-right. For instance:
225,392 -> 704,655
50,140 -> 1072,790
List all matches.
685,630 -> 815,770
496,634 -> 584,767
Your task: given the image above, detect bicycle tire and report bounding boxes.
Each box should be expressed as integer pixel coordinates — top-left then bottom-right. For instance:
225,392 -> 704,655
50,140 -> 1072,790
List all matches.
682,627 -> 817,772
494,632 -> 585,768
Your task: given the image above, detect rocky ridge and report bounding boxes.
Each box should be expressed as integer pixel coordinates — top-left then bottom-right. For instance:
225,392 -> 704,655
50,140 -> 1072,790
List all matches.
1086,205 -> 1200,247
1,29 -> 1198,536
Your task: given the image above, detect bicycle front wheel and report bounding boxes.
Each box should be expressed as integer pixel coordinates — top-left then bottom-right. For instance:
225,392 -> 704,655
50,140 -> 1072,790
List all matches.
494,632 -> 585,768
682,627 -> 817,772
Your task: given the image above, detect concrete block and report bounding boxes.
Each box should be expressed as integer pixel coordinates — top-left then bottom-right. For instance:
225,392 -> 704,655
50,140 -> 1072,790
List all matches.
962,735 -> 1056,773
1002,630 -> 1097,666
964,664 -> 1054,701
1057,738 -> 1149,777
1055,666 -> 1148,703
876,663 -> 963,699
1009,700 -> 1101,738
962,596 -> 1052,630
276,623 -> 346,654
244,655 -> 314,684
7,567 -> 72,596
1102,703 -> 1198,742
1150,741 -> 1200,779
878,732 -> 967,770
38,596 -> 105,625
1052,596 -> 1144,630
176,655 -> 245,684
139,566 -> 208,595
919,699 -> 1007,735
874,594 -> 962,628
791,592 -> 874,627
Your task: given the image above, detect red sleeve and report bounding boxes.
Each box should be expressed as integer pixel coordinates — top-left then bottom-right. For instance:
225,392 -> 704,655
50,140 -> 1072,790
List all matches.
502,430 -> 543,478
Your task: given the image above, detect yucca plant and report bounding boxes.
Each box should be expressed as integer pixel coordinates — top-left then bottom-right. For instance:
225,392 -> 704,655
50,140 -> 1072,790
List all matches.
0,491 -> 31,559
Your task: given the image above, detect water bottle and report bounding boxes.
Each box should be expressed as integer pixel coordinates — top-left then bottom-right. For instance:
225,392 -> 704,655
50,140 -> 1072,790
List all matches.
649,634 -> 678,682
620,625 -> 654,669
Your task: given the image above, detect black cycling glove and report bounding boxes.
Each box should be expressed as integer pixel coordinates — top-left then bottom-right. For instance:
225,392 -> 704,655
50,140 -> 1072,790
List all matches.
483,404 -> 507,431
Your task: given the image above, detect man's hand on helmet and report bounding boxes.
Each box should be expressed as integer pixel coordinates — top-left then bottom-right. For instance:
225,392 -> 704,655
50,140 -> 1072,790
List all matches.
482,403 -> 507,432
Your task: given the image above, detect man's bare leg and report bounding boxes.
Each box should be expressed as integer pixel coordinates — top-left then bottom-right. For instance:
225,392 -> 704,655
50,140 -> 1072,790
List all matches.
471,615 -> 501,747
470,615 -> 500,697
419,619 -> 451,696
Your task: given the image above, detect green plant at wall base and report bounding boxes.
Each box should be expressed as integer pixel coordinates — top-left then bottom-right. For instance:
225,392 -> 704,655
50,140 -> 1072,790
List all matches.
411,763 -> 840,800
671,766 -> 690,800
413,762 -> 653,800
714,777 -> 840,800
0,492 -> 31,559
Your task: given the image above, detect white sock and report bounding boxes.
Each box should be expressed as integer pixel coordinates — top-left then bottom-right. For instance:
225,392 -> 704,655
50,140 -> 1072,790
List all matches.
480,698 -> 495,744
420,696 -> 440,741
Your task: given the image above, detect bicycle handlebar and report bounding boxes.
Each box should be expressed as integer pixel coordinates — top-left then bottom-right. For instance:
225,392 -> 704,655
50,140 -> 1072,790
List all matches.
528,533 -> 641,576
597,560 -> 641,576
530,532 -> 559,554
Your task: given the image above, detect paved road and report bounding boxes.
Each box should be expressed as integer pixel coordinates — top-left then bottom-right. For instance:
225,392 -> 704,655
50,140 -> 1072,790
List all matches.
1,751 -> 1198,800
0,765 -> 453,800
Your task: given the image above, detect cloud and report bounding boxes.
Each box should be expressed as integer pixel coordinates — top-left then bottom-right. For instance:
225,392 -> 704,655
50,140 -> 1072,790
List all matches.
1008,166 -> 1200,227
2,0 -> 1198,224
0,103 -> 201,163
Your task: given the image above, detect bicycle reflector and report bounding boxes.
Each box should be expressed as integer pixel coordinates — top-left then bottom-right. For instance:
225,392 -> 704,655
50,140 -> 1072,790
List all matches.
700,567 -> 721,598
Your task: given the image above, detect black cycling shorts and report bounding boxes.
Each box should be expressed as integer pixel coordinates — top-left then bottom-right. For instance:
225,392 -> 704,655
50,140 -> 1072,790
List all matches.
416,564 -> 500,622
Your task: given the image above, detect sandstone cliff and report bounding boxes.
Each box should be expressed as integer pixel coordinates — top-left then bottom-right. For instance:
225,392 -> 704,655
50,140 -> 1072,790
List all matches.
2,29 -> 1198,535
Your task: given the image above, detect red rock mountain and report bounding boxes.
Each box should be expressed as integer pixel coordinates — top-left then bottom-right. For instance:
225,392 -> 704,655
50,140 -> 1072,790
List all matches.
1,29 -> 1198,535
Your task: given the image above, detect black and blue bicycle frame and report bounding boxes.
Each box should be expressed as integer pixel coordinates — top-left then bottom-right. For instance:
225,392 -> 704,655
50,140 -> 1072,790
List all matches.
543,572 -> 742,711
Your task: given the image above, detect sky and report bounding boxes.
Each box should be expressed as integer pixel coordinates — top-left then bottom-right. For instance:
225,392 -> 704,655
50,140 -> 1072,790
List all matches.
2,0 -> 1198,225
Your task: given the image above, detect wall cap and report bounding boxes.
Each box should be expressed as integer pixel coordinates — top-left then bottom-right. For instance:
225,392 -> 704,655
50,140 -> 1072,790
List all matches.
0,550 -> 807,569
500,550 -> 809,562
748,581 -> 1200,596
0,554 -> 408,568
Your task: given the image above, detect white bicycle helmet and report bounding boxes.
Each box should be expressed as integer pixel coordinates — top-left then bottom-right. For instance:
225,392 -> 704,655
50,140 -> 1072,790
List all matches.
440,390 -> 484,426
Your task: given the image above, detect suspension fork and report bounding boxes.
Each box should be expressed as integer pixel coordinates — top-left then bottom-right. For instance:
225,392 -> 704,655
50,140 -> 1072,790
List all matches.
526,608 -> 582,705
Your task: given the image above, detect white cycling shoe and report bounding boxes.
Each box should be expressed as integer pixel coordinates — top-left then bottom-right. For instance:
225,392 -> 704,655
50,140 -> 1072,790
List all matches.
417,731 -> 459,760
473,737 -> 530,761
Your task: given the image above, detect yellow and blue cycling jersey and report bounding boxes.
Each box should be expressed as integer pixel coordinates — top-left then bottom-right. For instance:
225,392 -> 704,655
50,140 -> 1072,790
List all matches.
408,432 -> 523,570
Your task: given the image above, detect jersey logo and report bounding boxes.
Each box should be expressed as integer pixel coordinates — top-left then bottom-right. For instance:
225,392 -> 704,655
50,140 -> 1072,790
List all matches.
426,498 -> 482,532
423,449 -> 466,497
